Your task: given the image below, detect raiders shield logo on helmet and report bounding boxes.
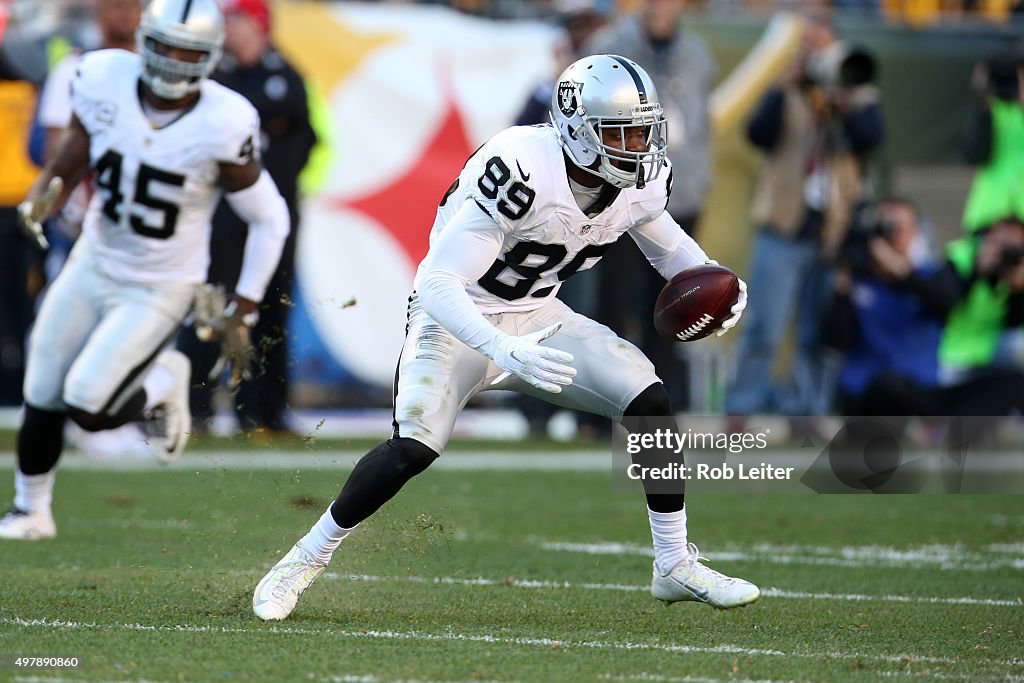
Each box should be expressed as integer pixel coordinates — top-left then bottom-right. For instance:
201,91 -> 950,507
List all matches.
557,80 -> 581,117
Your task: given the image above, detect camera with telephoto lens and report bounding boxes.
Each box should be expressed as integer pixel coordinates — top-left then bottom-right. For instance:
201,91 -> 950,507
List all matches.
999,245 -> 1024,272
839,203 -> 896,275
805,42 -> 877,89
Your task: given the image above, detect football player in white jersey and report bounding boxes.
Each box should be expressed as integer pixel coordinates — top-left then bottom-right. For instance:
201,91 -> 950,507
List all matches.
0,0 -> 289,541
253,54 -> 756,620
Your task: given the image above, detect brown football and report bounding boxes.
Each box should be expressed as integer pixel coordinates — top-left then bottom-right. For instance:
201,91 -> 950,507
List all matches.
653,264 -> 740,342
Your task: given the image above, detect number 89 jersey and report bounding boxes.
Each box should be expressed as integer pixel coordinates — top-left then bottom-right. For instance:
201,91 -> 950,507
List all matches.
71,49 -> 259,284
420,124 -> 672,314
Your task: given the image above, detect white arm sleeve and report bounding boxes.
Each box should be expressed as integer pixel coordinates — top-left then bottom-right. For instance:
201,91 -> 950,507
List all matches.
418,201 -> 510,360
225,171 -> 291,302
629,211 -> 710,280
38,55 -> 79,129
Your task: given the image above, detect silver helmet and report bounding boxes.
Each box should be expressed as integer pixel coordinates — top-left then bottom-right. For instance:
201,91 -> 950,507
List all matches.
550,54 -> 668,189
136,0 -> 224,100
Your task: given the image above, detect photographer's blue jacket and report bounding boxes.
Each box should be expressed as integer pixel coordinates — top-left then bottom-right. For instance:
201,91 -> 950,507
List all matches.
829,267 -> 944,398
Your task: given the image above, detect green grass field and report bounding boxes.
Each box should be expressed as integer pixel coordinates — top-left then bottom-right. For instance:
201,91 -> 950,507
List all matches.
0,446 -> 1021,682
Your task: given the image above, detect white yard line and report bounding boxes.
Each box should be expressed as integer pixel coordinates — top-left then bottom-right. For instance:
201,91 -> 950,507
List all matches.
599,675 -> 790,683
986,542 -> 1024,553
13,675 -> 501,683
12,678 -> 500,683
311,572 -> 1022,607
3,616 -> 1012,669
879,674 -> 1024,682
603,672 -> 1024,683
759,587 -> 1022,606
315,677 -> 510,683
0,452 -> 607,472
538,541 -> 1024,571
13,679 -> 168,683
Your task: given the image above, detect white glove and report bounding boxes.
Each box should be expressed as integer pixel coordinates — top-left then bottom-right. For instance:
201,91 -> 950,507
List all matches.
490,323 -> 576,393
16,176 -> 63,250
716,278 -> 747,337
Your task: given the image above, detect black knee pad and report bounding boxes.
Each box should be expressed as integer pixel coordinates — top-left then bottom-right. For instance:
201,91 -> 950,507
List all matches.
624,383 -> 672,418
384,437 -> 440,479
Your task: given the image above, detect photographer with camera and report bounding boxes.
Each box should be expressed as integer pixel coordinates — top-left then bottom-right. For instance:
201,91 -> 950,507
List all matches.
940,216 -> 1024,384
826,205 -> 1024,417
963,41 -> 1024,231
825,198 -> 951,415
727,13 -> 885,418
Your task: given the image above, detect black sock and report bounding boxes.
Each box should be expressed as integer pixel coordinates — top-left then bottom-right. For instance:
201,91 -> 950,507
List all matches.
329,438 -> 438,528
644,492 -> 685,513
623,383 -> 684,512
17,405 -> 67,475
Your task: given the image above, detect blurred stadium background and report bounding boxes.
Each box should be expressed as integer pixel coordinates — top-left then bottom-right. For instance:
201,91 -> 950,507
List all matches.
3,0 -> 1019,430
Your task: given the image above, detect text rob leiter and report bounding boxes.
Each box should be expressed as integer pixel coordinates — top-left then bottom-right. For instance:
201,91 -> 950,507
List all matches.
627,463 -> 795,481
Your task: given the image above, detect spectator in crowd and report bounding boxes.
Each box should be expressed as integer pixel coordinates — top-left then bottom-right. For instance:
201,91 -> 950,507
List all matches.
178,0 -> 316,439
962,41 -> 1024,232
583,0 -> 718,411
832,0 -> 881,18
514,0 -> 611,128
726,13 -> 885,418
37,0 -> 141,163
0,36 -> 42,406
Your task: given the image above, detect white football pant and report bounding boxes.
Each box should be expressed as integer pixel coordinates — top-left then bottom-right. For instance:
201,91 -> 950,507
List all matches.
23,242 -> 196,415
394,294 -> 660,453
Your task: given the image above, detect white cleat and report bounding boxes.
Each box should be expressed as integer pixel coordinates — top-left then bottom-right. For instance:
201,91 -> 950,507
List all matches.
253,542 -> 326,621
0,507 -> 56,541
651,543 -> 760,609
144,350 -> 191,464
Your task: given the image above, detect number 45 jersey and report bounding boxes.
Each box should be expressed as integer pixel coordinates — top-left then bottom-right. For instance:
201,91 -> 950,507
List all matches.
71,49 -> 259,284
416,124 -> 678,314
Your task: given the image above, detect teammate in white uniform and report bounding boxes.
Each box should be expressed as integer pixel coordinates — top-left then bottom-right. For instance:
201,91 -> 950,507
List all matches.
0,0 -> 289,541
253,54 -> 757,620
